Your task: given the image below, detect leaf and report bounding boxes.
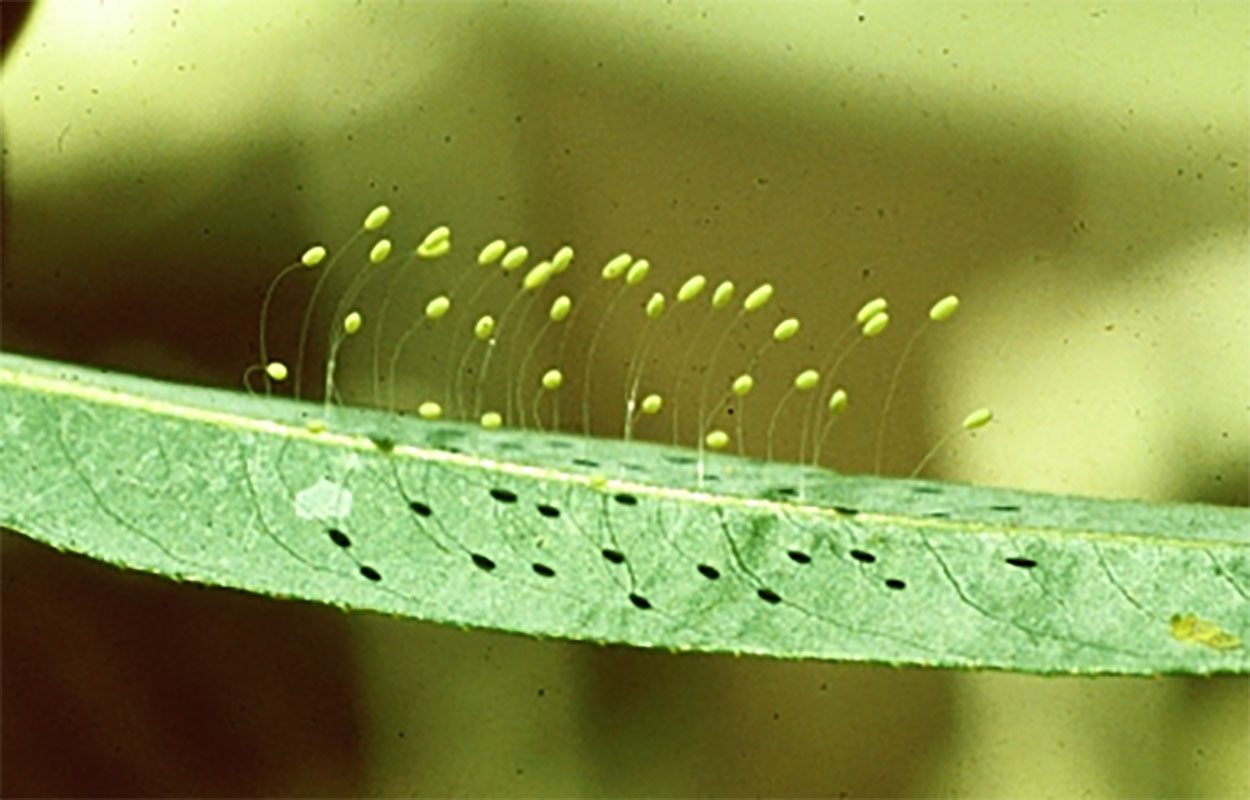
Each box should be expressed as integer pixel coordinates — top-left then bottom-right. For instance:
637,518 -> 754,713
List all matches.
1,352 -> 1247,675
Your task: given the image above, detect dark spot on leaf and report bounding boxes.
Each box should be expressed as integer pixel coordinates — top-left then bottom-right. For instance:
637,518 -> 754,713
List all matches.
773,487 -> 798,497
602,548 -> 626,564
697,564 -> 721,580
360,565 -> 381,581
833,506 -> 859,516
663,454 -> 697,465
489,488 -> 518,503
629,593 -> 652,610
571,457 -> 600,468
787,550 -> 812,564
536,503 -> 560,518
368,435 -> 396,453
1006,557 -> 1037,569
532,563 -> 556,577
926,511 -> 952,518
885,578 -> 906,590
850,549 -> 876,563
911,485 -> 943,495
613,493 -> 638,506
410,500 -> 433,517
990,504 -> 1022,512
472,553 -> 496,571
758,588 -> 782,604
327,528 -> 351,548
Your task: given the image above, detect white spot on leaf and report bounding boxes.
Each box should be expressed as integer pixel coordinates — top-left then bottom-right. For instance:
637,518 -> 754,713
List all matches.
295,478 -> 353,520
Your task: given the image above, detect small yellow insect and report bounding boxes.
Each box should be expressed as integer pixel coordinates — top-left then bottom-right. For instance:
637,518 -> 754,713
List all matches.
1169,613 -> 1242,651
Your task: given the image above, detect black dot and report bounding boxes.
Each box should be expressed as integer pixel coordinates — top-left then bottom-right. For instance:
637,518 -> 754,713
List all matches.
697,564 -> 721,580
629,593 -> 652,610
757,588 -> 782,604
536,504 -> 560,518
532,563 -> 556,577
774,487 -> 798,497
613,493 -> 638,506
602,548 -> 626,564
849,549 -> 876,563
833,506 -> 860,516
885,578 -> 906,590
489,488 -> 518,503
409,500 -> 433,517
1006,557 -> 1037,569
360,565 -> 381,581
787,550 -> 812,564
472,553 -> 497,571
327,528 -> 351,548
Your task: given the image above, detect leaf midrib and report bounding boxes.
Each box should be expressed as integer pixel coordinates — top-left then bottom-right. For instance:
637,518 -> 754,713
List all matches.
4,356 -> 1242,554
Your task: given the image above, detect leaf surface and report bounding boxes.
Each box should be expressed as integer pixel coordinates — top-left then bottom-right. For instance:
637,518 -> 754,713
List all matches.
2,352 -> 1246,674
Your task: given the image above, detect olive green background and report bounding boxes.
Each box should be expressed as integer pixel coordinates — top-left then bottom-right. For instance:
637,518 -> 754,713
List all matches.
3,1 -> 1247,796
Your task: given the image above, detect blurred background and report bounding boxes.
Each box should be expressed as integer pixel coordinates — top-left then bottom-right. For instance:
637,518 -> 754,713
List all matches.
3,0 -> 1247,795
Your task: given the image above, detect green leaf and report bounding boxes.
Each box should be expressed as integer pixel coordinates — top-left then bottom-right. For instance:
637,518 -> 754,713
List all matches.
2,352 -> 1246,675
